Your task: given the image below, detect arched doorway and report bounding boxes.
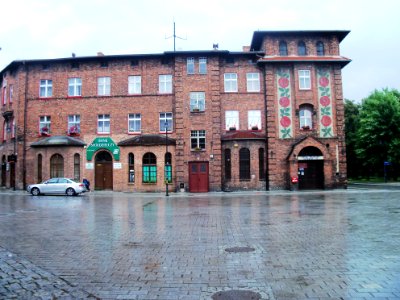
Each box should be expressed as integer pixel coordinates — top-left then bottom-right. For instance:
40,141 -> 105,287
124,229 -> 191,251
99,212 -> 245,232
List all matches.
297,146 -> 324,189
95,151 -> 113,190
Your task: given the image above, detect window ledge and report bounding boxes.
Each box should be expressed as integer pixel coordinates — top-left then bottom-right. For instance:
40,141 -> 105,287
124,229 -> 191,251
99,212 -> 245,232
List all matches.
142,182 -> 157,185
190,110 -> 205,114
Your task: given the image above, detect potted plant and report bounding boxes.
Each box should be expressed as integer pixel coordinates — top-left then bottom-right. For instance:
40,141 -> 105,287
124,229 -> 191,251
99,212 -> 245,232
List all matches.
229,126 -> 236,131
40,127 -> 49,136
301,125 -> 310,130
192,108 -> 200,112
251,125 -> 259,130
69,125 -> 80,135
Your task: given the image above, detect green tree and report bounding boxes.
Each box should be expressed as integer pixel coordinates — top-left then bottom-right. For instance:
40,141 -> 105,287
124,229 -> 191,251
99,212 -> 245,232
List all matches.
344,99 -> 361,178
356,89 -> 400,178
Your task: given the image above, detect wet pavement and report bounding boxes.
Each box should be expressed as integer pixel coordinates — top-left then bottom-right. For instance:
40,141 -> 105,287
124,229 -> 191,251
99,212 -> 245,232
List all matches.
0,189 -> 400,299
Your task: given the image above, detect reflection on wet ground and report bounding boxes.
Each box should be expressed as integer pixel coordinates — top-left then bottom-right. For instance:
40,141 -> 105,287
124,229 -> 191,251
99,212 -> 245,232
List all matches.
0,190 -> 399,299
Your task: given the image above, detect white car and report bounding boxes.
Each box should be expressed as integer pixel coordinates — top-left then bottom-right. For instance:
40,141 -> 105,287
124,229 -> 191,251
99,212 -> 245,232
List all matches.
27,178 -> 87,196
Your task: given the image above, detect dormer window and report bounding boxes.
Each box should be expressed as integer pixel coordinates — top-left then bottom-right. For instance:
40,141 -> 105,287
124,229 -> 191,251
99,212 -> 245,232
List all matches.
297,41 -> 307,56
279,41 -> 288,56
316,41 -> 325,56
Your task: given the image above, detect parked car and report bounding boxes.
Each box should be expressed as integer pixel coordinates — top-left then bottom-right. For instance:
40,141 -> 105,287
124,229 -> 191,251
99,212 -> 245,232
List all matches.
27,178 -> 87,196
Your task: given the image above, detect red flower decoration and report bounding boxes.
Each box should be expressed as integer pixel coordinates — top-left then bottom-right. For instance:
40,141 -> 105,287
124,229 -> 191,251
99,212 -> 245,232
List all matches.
319,96 -> 330,107
278,77 -> 289,88
280,116 -> 291,128
279,97 -> 290,107
319,76 -> 329,87
321,115 -> 332,127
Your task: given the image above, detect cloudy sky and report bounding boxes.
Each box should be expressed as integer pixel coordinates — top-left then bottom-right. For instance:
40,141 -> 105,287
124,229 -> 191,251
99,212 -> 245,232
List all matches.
0,0 -> 398,101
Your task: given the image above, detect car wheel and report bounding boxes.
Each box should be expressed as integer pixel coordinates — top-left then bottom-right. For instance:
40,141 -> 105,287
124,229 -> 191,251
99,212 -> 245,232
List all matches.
31,187 -> 40,196
66,188 -> 76,196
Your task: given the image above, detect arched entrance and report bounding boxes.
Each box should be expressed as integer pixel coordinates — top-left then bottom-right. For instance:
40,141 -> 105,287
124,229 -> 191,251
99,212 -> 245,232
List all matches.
297,146 -> 324,189
95,151 -> 113,190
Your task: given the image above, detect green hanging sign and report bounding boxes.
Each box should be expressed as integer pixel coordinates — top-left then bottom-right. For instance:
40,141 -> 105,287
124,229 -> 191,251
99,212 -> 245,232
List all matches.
86,137 -> 120,161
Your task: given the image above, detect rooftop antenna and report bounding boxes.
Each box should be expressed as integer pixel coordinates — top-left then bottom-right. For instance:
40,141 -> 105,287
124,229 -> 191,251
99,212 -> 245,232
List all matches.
165,20 -> 186,51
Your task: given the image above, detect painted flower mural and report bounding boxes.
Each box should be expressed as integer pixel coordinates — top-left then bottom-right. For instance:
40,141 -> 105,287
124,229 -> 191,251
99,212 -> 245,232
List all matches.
277,69 -> 292,138
317,68 -> 334,137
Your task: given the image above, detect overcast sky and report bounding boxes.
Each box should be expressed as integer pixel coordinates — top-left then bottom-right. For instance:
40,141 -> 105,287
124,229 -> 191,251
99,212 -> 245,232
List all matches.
1,0 -> 399,101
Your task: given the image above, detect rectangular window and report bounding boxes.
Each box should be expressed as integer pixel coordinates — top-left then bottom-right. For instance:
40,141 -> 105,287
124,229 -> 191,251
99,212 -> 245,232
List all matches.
98,77 -> 111,96
159,112 -> 173,132
159,74 -> 172,94
190,130 -> 206,150
224,73 -> 238,92
9,85 -> 13,103
199,57 -> 207,74
128,113 -> 141,133
187,57 -> 195,74
128,75 -> 141,94
225,110 -> 239,130
143,166 -> 157,183
2,86 -> 7,105
246,73 -> 260,92
68,77 -> 82,96
97,114 -> 110,134
190,92 -> 205,112
40,80 -> 53,97
248,110 -> 261,130
39,116 -> 51,134
298,70 -> 311,90
68,115 -> 81,134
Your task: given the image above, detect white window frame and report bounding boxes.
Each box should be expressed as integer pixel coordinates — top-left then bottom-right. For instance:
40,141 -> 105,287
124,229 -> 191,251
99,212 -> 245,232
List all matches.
97,114 -> 110,134
159,75 -> 172,94
159,112 -> 173,132
190,130 -> 206,150
39,116 -> 51,133
246,73 -> 260,92
199,57 -> 207,74
68,115 -> 81,134
224,73 -> 238,92
40,80 -> 52,98
68,77 -> 82,96
248,110 -> 261,130
128,113 -> 141,133
298,70 -> 311,90
128,75 -> 141,94
187,57 -> 195,74
225,110 -> 239,130
190,92 -> 205,112
299,106 -> 313,128
98,77 -> 111,96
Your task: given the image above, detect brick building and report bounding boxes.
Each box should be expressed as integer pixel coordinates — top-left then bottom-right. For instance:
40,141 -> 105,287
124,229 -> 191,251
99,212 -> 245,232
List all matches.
0,30 -> 350,192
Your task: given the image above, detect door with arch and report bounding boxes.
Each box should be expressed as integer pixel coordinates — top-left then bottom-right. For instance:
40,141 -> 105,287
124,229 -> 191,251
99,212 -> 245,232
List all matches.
297,146 -> 324,190
95,151 -> 113,190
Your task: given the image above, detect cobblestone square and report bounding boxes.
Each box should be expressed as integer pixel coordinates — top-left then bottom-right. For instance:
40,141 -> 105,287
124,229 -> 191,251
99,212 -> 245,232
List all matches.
0,189 -> 399,299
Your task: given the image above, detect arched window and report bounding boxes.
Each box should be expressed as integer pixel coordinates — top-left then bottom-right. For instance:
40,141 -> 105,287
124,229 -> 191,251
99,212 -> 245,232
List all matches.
224,149 -> 231,180
259,148 -> 265,180
299,104 -> 313,129
279,41 -> 288,56
38,154 -> 43,183
128,153 -> 135,183
143,152 -> 157,183
165,152 -> 172,183
74,153 -> 80,181
297,41 -> 307,56
316,41 -> 325,56
239,148 -> 250,180
50,154 -> 64,178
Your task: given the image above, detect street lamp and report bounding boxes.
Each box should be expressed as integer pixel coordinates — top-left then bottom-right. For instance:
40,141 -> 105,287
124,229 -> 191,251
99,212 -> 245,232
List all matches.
165,121 -> 169,196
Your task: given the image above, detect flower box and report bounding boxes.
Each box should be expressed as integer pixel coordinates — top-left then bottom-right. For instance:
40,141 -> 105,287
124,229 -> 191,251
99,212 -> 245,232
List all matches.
251,126 -> 259,130
229,127 -> 236,131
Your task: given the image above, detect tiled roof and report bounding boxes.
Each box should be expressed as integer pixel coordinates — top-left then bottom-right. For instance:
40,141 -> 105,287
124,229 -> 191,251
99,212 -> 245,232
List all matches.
118,134 -> 176,146
221,130 -> 266,141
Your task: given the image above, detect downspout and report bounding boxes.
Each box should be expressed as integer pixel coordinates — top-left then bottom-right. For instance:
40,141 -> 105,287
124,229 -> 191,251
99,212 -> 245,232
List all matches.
260,62 -> 269,190
22,62 -> 28,189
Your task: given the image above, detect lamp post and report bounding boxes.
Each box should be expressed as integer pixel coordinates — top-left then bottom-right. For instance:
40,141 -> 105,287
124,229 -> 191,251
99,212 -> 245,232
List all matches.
165,121 -> 169,196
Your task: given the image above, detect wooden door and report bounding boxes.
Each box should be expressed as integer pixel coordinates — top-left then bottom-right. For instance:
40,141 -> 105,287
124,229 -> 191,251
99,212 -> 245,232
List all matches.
95,151 -> 113,190
189,162 -> 209,192
298,160 -> 324,190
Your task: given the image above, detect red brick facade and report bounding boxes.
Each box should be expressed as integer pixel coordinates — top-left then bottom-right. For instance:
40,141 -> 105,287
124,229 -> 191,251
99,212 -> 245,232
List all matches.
0,30 -> 350,192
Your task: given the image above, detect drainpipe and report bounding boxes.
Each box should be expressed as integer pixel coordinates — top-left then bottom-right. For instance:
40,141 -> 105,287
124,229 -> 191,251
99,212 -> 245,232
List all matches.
22,62 -> 28,189
260,63 -> 269,191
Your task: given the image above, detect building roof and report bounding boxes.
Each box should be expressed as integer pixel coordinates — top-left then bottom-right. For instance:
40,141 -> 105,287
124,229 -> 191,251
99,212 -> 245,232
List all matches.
118,134 -> 176,146
250,30 -> 350,51
30,136 -> 86,148
258,55 -> 351,67
221,130 -> 267,141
